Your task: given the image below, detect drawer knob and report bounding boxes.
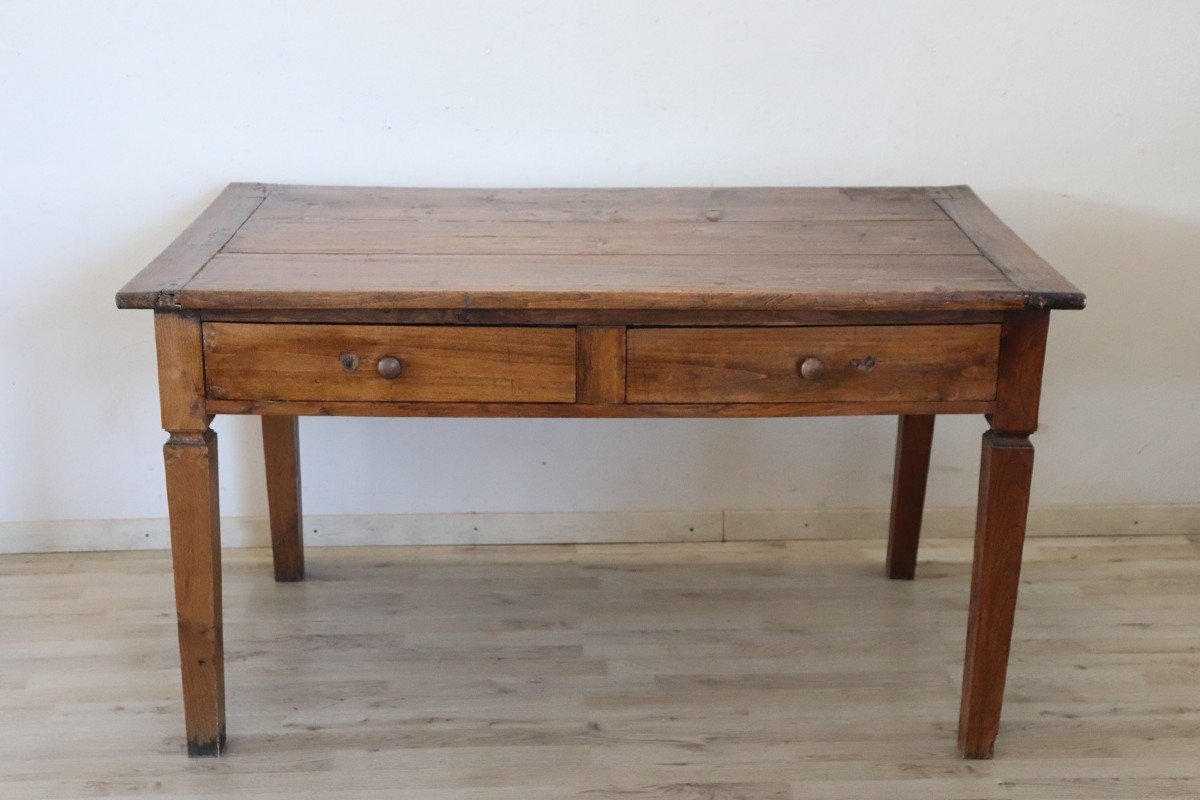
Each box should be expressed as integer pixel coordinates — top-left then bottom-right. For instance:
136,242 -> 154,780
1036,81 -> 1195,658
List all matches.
377,356 -> 403,380
798,357 -> 825,381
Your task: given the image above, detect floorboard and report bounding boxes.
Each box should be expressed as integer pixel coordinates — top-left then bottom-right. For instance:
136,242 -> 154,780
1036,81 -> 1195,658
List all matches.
2,535 -> 1198,799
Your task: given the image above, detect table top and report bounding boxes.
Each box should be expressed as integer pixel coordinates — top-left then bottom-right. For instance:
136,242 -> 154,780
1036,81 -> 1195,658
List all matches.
117,184 -> 1084,314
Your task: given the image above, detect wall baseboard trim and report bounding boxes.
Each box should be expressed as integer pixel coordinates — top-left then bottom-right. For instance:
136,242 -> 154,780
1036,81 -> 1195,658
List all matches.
1,504 -> 1197,555
724,504 -> 1200,541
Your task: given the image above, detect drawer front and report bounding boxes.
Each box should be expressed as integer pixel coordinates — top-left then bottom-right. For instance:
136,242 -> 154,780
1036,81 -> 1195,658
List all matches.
626,325 -> 1000,403
204,324 -> 576,403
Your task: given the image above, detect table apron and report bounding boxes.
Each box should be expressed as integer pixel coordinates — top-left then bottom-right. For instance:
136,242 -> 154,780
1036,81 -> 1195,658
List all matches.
204,398 -> 997,418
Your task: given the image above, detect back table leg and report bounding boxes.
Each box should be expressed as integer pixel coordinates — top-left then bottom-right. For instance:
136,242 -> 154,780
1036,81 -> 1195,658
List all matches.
262,416 -> 304,582
886,414 -> 935,579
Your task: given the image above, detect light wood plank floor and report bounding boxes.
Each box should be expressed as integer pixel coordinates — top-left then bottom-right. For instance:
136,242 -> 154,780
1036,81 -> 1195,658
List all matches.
3,535 -> 1200,799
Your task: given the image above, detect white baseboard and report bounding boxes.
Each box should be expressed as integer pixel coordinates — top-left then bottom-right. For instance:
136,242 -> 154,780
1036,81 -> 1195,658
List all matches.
0,511 -> 722,554
1,505 -> 1197,554
724,504 -> 1200,540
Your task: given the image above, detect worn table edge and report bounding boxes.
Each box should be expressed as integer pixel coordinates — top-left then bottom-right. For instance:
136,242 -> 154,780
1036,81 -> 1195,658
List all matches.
173,290 -> 1031,314
114,182 -> 270,310
924,185 -> 1086,311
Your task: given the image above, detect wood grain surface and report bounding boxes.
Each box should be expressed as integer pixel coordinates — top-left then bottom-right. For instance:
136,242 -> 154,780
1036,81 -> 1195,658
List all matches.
154,312 -> 208,431
204,397 -> 996,418
223,219 -> 977,256
927,186 -> 1085,309
203,323 -> 577,403
626,325 -> 1000,404
113,184 -> 1086,768
256,184 -> 949,222
117,185 -> 1085,313
885,414 -> 936,580
261,416 -> 304,582
3,535 -> 1197,797
959,433 -> 1036,758
116,183 -> 267,309
990,311 -> 1051,435
196,308 -> 1006,327
182,253 -> 1021,312
576,327 -> 626,405
162,430 -> 225,756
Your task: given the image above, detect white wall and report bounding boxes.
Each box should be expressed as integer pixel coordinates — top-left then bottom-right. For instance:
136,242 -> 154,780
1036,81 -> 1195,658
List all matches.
2,1 -> 1198,531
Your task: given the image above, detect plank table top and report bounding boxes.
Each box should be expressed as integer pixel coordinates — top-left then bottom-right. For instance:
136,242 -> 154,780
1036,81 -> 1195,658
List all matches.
117,184 -> 1083,314
115,183 -> 1083,761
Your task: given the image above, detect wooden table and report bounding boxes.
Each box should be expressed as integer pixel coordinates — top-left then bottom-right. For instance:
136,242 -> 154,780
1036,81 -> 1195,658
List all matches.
117,184 -> 1084,759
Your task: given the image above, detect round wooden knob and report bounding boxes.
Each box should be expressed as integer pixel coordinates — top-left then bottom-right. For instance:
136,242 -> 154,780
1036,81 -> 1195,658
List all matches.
798,357 -> 825,381
377,356 -> 403,380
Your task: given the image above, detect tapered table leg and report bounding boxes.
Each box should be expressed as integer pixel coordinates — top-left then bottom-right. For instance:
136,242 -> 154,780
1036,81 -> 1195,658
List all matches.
886,414 -> 935,579
164,429 -> 226,756
958,431 -> 1034,758
156,311 -> 226,756
262,416 -> 304,582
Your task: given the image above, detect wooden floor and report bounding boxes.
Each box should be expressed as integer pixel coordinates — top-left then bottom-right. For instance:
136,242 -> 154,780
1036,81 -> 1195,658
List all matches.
3,535 -> 1200,799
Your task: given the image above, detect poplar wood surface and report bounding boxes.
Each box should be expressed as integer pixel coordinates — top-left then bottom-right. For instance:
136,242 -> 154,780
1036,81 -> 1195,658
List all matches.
990,312 -> 1051,435
960,433 -> 1036,758
197,308 -> 1005,327
155,310 -> 226,754
261,416 -> 304,582
886,414 -> 936,579
117,185 -> 1084,313
153,312 -> 207,431
204,397 -> 996,419
162,430 -> 225,756
204,323 -> 577,404
575,327 -> 627,405
626,325 -> 999,404
116,186 -> 1085,762
117,184 -> 267,309
927,186 -> 1084,310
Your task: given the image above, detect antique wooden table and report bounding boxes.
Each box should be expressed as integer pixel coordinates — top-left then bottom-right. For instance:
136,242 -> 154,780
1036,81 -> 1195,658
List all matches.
117,184 -> 1084,758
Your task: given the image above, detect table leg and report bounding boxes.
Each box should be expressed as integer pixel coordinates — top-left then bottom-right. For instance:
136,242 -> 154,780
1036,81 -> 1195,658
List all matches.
886,414 -> 935,579
262,416 -> 304,582
155,311 -> 227,756
164,429 -> 226,756
958,431 -> 1034,758
956,310 -> 1049,757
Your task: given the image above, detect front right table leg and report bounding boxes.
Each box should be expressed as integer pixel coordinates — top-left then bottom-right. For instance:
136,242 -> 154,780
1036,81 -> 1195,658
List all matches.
957,310 -> 1050,758
958,430 -> 1034,758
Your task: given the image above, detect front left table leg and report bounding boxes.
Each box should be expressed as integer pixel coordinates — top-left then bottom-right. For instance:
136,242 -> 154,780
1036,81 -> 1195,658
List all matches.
164,429 -> 226,756
155,310 -> 226,755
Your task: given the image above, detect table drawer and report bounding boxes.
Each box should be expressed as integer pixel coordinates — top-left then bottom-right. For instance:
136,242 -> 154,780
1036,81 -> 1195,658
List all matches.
626,325 -> 1000,403
203,323 -> 577,403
